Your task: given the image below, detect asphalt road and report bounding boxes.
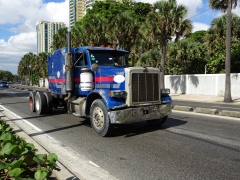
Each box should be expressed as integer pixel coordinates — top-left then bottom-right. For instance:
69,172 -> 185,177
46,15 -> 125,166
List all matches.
1,87 -> 240,180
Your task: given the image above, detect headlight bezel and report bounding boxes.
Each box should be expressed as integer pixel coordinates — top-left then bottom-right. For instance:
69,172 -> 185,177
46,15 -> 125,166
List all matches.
109,90 -> 127,98
161,88 -> 170,95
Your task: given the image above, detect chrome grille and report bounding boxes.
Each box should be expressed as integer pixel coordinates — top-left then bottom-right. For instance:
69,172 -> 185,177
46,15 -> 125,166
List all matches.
132,73 -> 159,103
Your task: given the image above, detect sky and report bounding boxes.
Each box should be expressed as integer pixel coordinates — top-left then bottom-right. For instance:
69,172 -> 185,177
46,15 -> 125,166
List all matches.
0,0 -> 240,75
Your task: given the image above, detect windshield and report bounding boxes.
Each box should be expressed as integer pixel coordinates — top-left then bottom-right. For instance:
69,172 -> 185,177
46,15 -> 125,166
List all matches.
89,50 -> 128,67
1,82 -> 7,84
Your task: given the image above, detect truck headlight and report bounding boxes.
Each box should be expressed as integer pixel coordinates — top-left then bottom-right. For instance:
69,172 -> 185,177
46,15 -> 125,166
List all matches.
109,90 -> 127,98
161,88 -> 170,95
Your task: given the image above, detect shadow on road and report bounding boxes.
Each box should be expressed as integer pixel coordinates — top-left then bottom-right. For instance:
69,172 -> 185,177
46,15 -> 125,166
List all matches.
111,117 -> 188,138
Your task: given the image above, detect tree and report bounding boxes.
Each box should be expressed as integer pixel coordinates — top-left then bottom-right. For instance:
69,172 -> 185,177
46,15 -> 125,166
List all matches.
140,0 -> 192,88
83,14 -> 108,45
107,11 -> 139,51
75,0 -> 152,51
18,59 -> 26,84
81,1 -> 152,25
24,52 -> 36,86
52,27 -> 68,50
208,0 -> 240,102
204,13 -> 240,73
34,52 -> 49,87
71,25 -> 88,47
166,39 -> 207,75
188,30 -> 207,43
0,70 -> 14,81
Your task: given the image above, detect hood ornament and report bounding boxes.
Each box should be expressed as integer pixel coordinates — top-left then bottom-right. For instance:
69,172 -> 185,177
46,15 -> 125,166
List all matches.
143,67 -> 148,72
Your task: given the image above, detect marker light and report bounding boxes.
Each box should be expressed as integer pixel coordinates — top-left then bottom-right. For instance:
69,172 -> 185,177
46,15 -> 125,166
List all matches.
109,90 -> 127,98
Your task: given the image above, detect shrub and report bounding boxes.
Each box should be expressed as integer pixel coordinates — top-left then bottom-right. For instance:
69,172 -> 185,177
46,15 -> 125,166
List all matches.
0,118 -> 60,179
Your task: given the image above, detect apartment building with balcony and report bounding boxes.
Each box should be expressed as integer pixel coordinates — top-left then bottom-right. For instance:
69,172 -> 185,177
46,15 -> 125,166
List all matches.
36,21 -> 66,54
69,0 -> 122,27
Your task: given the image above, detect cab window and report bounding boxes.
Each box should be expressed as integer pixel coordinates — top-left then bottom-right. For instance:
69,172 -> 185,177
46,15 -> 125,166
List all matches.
74,52 -> 87,66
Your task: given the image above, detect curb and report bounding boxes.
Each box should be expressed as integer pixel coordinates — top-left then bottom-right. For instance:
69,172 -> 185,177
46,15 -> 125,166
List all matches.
173,105 -> 240,119
173,105 -> 193,112
221,110 -> 240,118
195,107 -> 219,115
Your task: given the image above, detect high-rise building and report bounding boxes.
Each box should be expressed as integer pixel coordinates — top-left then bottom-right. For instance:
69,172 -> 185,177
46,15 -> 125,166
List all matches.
36,21 -> 66,54
69,0 -> 122,27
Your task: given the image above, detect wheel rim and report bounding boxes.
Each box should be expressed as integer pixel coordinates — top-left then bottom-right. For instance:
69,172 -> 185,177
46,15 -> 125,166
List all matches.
29,97 -> 33,109
35,98 -> 40,111
92,107 -> 104,130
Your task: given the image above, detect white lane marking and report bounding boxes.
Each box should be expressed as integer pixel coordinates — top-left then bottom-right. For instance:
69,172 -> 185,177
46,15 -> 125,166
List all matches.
0,105 -> 60,144
211,106 -> 240,110
89,161 -> 100,168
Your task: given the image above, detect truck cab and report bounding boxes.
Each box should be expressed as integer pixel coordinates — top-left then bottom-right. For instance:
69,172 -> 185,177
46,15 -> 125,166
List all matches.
30,45 -> 172,137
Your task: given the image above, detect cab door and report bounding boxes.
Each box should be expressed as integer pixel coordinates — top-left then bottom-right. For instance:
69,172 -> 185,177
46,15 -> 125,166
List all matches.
73,51 -> 88,95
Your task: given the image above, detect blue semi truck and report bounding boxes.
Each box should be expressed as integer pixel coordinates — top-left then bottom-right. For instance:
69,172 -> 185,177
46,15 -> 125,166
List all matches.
29,44 -> 172,136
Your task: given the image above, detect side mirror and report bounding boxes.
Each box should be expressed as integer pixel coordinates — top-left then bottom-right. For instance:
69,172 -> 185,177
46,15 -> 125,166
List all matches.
91,63 -> 99,71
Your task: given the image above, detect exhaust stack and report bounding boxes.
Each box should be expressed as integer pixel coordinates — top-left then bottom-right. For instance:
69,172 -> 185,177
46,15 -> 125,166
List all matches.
65,31 -> 73,100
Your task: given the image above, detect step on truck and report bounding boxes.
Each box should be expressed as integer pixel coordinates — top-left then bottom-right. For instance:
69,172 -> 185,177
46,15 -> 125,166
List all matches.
29,43 -> 172,136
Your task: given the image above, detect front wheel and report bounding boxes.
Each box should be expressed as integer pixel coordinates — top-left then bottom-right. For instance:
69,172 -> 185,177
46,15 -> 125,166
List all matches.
146,116 -> 168,127
90,99 -> 113,137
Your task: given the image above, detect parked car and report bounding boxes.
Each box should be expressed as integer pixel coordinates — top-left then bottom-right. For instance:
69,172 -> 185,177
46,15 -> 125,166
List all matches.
0,81 -> 8,88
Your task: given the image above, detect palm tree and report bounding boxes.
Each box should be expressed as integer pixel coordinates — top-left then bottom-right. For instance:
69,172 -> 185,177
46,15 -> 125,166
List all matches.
107,11 -> 140,52
40,62 -> 48,87
82,14 -> 108,45
24,52 -> 36,86
209,0 -> 239,102
34,52 -> 48,87
204,13 -> 240,73
52,27 -> 68,50
140,0 -> 192,88
18,56 -> 28,84
71,25 -> 88,47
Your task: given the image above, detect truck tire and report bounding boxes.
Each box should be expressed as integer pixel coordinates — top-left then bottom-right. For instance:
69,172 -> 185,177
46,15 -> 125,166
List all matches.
43,92 -> 53,114
29,92 -> 36,112
146,116 -> 168,127
35,92 -> 47,115
90,99 -> 113,137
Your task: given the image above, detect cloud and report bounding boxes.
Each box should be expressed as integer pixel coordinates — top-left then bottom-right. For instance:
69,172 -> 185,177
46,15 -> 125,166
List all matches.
192,22 -> 210,32
0,0 -> 69,74
232,6 -> 240,16
136,0 -> 203,18
0,0 -> 43,25
176,0 -> 203,18
0,32 -> 37,73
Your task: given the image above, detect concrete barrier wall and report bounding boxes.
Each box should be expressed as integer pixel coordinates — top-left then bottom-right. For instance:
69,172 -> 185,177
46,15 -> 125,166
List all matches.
39,78 -> 49,89
165,73 -> 240,97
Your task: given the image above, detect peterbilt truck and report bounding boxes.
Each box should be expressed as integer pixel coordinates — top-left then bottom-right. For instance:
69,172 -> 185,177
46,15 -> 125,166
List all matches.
29,44 -> 172,136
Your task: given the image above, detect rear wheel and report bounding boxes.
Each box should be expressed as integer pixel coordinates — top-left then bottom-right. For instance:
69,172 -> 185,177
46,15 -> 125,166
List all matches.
146,116 -> 168,127
43,92 -> 53,114
29,92 -> 36,112
35,92 -> 47,115
90,99 -> 113,137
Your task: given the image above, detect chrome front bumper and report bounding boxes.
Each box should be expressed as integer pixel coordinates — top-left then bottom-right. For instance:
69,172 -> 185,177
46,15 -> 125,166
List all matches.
108,103 -> 172,124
